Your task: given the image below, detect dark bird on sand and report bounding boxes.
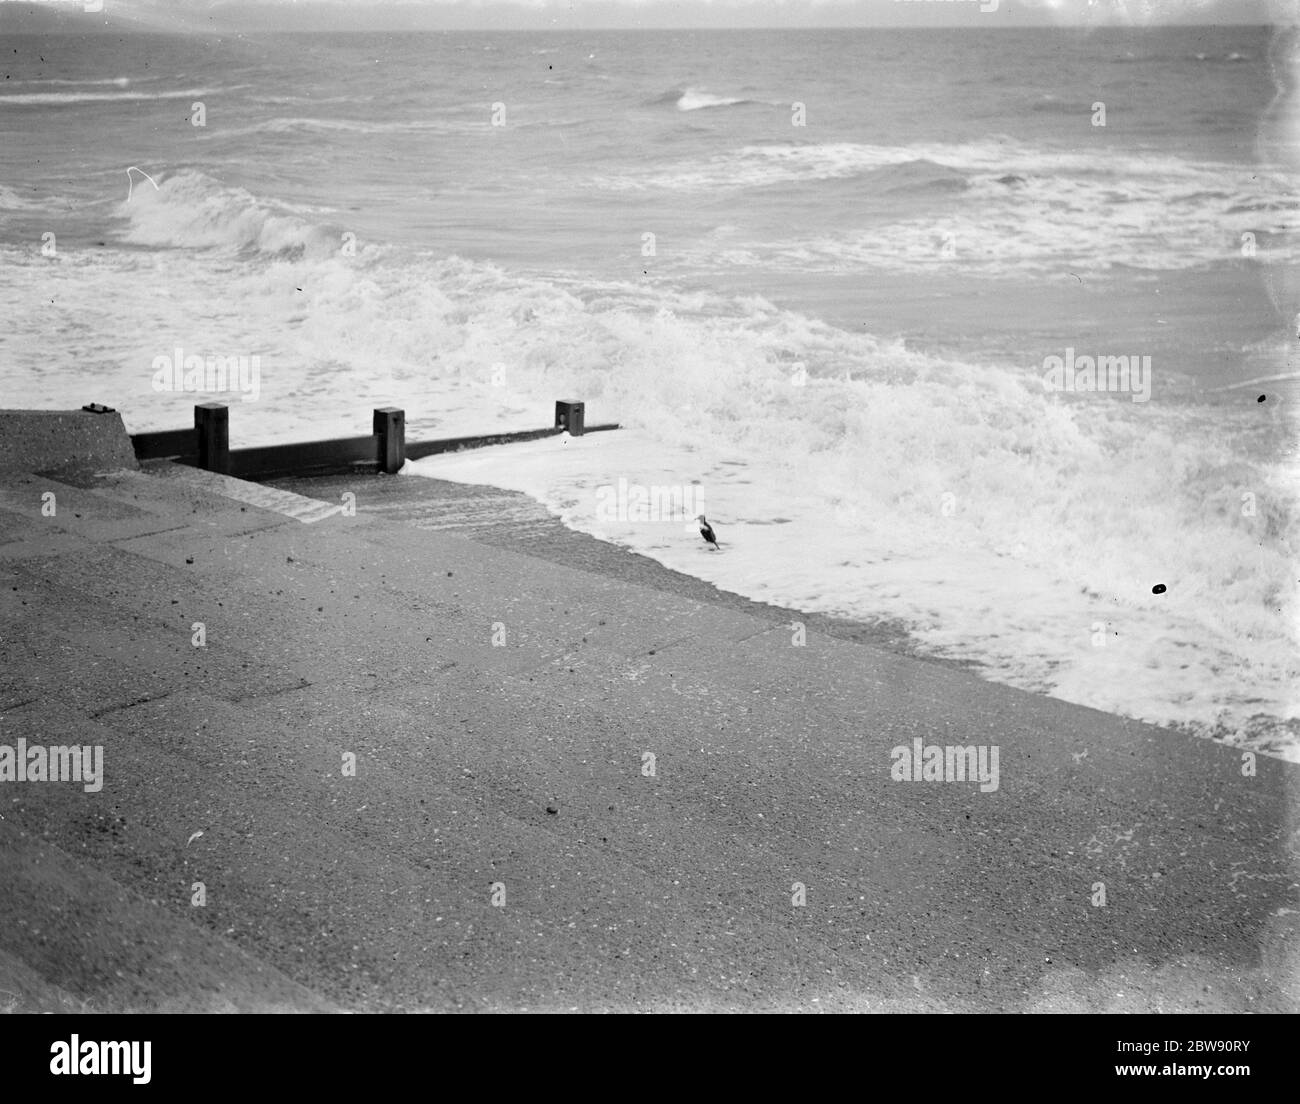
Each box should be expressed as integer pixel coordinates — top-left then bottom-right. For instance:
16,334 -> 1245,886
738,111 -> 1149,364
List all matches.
695,515 -> 720,550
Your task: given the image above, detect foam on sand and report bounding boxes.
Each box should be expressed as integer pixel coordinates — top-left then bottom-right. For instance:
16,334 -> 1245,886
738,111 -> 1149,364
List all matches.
409,418 -> 1300,761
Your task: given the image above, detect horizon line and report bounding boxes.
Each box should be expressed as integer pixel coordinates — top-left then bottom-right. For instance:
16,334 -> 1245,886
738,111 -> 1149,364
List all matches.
2,22 -> 1280,33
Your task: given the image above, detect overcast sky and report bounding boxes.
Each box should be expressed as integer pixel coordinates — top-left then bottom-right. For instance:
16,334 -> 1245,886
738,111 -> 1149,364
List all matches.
0,0 -> 1284,33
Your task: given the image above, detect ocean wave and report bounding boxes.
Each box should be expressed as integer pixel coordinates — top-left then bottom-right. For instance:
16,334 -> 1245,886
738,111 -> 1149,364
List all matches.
199,115 -> 482,139
0,87 -> 232,107
649,86 -> 763,111
0,184 -> 41,211
592,137 -> 1299,274
675,88 -> 753,111
700,189 -> 1300,277
7,77 -> 134,87
3,203 -> 1296,751
113,170 -> 343,258
589,137 -> 1220,192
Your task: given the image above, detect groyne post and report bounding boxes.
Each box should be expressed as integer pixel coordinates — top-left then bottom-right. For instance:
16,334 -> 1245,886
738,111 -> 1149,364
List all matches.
195,402 -> 229,474
555,400 -> 585,436
374,407 -> 405,474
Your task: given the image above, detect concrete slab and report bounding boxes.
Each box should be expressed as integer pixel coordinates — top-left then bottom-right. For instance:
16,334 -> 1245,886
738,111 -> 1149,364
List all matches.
0,409 -> 138,476
0,462 -> 1295,1012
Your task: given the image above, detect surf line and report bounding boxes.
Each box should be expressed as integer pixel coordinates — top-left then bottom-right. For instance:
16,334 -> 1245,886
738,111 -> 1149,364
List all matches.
1207,371 -> 1300,393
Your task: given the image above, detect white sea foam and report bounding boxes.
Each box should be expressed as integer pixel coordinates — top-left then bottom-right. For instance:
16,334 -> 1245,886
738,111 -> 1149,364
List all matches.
674,87 -> 752,111
0,87 -> 231,106
3,168 -> 1295,758
6,77 -> 133,87
197,116 -> 479,139
601,139 -> 1300,275
114,170 -> 340,256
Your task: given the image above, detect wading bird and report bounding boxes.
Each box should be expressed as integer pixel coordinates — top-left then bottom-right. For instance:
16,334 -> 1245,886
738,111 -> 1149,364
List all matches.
695,515 -> 720,551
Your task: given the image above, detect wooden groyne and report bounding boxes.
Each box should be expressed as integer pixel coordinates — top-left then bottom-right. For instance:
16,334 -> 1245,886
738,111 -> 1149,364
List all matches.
126,399 -> 615,481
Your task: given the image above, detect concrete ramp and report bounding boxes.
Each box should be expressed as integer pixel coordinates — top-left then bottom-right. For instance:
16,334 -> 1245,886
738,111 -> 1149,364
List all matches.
0,407 -> 138,475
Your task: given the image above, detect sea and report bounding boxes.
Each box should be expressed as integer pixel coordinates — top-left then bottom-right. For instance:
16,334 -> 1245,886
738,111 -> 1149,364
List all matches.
1,25 -> 1297,757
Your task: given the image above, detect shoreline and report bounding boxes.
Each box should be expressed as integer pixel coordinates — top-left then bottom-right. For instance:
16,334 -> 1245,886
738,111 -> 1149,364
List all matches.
270,468 -> 979,666
0,458 -> 1294,1012
273,467 -> 1295,762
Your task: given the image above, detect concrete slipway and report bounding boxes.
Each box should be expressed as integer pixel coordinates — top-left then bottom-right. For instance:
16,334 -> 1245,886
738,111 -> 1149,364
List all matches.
0,446 -> 1295,1012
